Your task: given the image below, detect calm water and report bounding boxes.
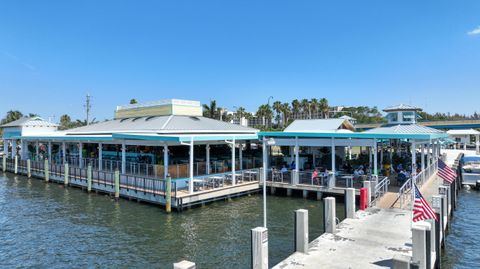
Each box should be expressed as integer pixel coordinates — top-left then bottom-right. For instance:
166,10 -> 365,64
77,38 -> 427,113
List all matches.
442,188 -> 480,269
0,173 -> 344,268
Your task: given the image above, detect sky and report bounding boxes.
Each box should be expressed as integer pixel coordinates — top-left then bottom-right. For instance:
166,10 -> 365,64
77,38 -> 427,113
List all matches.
1,0 -> 479,122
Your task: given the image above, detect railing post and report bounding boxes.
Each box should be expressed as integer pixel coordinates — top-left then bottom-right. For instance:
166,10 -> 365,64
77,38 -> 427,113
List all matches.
44,159 -> 49,182
114,170 -> 120,200
345,188 -> 356,219
412,224 -> 427,269
64,163 -> 69,185
294,209 -> 309,254
27,159 -> 31,178
323,197 -> 336,234
87,165 -> 92,192
251,227 -> 268,269
14,155 -> 18,174
166,174 -> 172,213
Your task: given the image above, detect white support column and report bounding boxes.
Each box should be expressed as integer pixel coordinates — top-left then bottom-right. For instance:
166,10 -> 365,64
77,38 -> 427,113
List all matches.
428,141 -> 432,166
295,136 -> 300,185
189,137 -> 194,194
368,146 -> 372,173
98,143 -> 103,171
261,138 -> 268,227
62,142 -> 66,164
48,141 -> 52,162
11,140 -> 17,158
79,142 -> 83,168
20,140 -> 26,160
421,143 -> 425,182
331,138 -> 336,182
206,144 -> 210,174
239,143 -> 243,170
290,146 -> 294,165
312,147 -> 316,168
35,141 -> 39,160
2,140 -> 8,157
379,140 -> 384,169
476,134 -> 480,154
231,138 -> 236,186
373,139 -> 378,176
411,140 -> 416,177
121,142 -> 126,174
164,144 -> 169,179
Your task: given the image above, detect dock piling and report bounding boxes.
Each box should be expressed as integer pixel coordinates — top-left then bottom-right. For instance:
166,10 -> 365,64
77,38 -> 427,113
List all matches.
27,159 -> 31,178
64,163 -> 69,185
44,159 -> 49,182
412,224 -> 427,269
114,170 -> 120,200
294,209 -> 309,254
87,165 -> 92,192
417,221 -> 433,269
173,260 -> 196,269
251,227 -> 268,269
345,188 -> 355,219
166,174 -> 172,213
14,155 -> 18,174
323,197 -> 336,234
392,254 -> 412,269
2,155 -> 5,172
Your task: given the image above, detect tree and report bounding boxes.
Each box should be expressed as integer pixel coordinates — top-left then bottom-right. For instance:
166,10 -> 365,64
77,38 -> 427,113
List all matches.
59,114 -> 72,130
319,98 -> 329,119
301,99 -> 310,119
236,107 -> 246,118
291,99 -> 301,116
281,102 -> 291,127
202,100 -> 217,119
129,99 -> 138,104
272,101 -> 283,126
256,104 -> 273,126
310,98 -> 319,117
1,110 -> 23,124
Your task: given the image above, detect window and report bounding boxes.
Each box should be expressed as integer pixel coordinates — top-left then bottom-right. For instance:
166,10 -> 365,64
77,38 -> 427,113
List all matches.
387,113 -> 398,122
402,112 -> 414,122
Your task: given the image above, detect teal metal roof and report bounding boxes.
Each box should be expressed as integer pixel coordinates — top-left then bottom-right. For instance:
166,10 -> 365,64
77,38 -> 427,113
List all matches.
112,133 -> 259,143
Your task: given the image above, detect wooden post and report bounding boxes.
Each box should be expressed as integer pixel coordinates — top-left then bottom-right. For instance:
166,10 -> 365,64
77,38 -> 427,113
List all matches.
2,155 -> 6,172
14,155 -> 18,174
64,163 -> 69,185
27,159 -> 31,178
114,170 -> 120,200
87,165 -> 92,192
44,159 -> 49,182
166,174 -> 172,213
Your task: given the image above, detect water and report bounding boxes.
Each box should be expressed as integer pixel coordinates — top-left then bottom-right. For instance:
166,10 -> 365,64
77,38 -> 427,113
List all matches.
441,188 -> 480,269
0,173 -> 343,268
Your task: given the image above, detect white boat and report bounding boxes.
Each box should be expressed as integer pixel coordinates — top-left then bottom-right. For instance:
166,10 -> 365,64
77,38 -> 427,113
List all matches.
461,155 -> 480,188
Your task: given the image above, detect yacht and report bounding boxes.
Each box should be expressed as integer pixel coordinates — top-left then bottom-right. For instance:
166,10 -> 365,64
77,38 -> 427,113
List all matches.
461,155 -> 480,188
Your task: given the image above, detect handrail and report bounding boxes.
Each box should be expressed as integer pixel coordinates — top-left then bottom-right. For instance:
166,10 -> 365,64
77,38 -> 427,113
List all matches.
370,176 -> 390,206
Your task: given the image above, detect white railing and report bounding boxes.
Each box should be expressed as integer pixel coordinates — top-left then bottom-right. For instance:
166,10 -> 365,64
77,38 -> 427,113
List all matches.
370,176 -> 390,206
398,159 -> 439,209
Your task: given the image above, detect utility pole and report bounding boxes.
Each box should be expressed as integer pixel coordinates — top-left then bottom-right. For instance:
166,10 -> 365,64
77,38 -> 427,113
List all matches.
85,93 -> 92,125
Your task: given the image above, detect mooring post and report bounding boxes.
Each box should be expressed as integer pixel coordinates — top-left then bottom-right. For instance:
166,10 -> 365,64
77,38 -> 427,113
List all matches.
2,155 -> 6,172
417,221 -> 433,269
64,163 -> 69,185
432,195 -> 444,256
345,188 -> 356,219
166,174 -> 172,213
87,165 -> 92,192
173,260 -> 196,269
412,224 -> 427,269
392,254 -> 412,269
294,209 -> 309,254
251,227 -> 268,269
363,181 -> 372,205
323,197 -> 336,234
14,155 -> 18,174
114,170 -> 120,200
27,159 -> 31,178
44,159 -> 49,182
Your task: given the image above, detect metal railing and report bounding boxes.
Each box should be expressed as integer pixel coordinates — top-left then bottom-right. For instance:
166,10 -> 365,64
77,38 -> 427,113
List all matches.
370,176 -> 390,206
398,159 -> 439,209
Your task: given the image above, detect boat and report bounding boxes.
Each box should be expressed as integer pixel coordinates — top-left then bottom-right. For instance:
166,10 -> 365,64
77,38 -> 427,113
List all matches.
461,155 -> 480,188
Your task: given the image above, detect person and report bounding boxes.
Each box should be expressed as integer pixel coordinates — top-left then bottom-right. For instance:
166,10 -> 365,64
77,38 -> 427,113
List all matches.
353,168 -> 361,180
290,161 -> 296,170
280,165 -> 288,173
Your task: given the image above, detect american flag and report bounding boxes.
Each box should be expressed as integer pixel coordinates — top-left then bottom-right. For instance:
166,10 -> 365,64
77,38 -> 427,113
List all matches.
413,184 -> 438,222
438,159 -> 456,184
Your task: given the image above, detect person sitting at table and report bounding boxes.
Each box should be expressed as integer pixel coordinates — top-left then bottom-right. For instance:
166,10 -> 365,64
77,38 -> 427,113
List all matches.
280,165 -> 288,173
312,168 -> 320,185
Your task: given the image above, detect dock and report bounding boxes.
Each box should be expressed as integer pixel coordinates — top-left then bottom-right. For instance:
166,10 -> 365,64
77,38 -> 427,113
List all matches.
273,149 -> 466,269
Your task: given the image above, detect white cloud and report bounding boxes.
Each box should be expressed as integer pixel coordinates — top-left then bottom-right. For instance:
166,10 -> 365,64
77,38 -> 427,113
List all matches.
467,26 -> 480,36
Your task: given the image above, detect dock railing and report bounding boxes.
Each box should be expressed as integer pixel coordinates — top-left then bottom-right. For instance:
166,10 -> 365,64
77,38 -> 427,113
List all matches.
398,159 -> 439,209
369,176 -> 390,206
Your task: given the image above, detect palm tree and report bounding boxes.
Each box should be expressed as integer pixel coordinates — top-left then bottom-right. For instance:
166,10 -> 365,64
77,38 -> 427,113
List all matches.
202,100 -> 217,119
272,101 -> 282,126
281,102 -> 291,127
291,99 -> 301,118
1,110 -> 23,124
319,98 -> 329,119
129,99 -> 138,104
236,107 -> 246,119
310,98 -> 319,118
59,114 -> 72,130
256,104 -> 273,126
301,99 -> 310,119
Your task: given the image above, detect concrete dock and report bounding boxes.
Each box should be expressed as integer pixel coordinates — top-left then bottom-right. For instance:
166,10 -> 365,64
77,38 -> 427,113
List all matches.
273,149 -> 466,269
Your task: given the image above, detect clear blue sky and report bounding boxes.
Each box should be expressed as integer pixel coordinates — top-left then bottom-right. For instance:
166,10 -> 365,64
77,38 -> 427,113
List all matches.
1,1 -> 479,121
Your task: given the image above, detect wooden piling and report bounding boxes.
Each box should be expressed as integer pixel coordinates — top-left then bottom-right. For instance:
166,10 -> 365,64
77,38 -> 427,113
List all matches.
14,155 -> 18,174
114,170 -> 120,200
44,159 -> 49,182
87,165 -> 92,192
166,174 -> 172,213
2,155 -> 6,172
64,163 -> 69,185
27,159 -> 31,178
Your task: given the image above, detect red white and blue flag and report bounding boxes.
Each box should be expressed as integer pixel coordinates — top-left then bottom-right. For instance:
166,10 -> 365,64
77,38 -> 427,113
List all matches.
438,159 -> 456,184
413,184 -> 438,222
